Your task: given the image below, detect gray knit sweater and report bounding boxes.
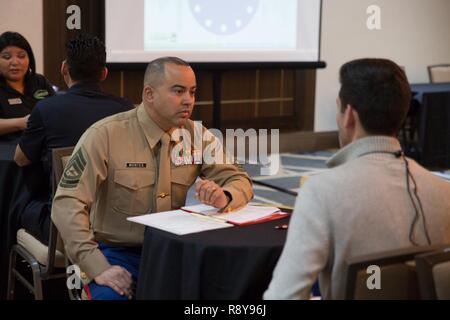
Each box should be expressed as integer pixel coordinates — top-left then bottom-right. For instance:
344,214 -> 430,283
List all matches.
264,136 -> 450,300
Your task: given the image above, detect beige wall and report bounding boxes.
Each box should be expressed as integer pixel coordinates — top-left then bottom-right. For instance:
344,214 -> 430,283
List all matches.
0,0 -> 44,74
315,0 -> 450,131
2,0 -> 449,132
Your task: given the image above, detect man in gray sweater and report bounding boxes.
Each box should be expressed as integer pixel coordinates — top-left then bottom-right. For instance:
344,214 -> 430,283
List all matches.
264,58 -> 450,300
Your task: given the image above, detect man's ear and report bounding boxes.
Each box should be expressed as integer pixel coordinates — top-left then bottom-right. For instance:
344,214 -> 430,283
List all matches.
99,67 -> 108,81
60,60 -> 69,77
143,85 -> 155,103
342,104 -> 356,129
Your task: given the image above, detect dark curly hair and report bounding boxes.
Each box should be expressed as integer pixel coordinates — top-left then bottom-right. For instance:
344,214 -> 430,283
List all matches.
339,58 -> 411,136
66,33 -> 106,82
0,31 -> 36,78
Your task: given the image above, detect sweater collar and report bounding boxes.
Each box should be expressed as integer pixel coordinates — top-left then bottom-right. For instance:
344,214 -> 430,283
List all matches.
327,136 -> 402,168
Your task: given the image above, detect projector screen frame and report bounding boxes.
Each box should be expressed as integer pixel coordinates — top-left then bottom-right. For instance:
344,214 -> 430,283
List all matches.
104,0 -> 324,69
106,61 -> 326,71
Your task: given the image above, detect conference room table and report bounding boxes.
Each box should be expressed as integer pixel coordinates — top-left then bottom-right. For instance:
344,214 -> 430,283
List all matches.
136,216 -> 290,300
0,141 -> 46,299
0,142 -> 25,299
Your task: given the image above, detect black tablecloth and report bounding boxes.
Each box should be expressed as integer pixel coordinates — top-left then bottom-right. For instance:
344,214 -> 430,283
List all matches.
136,217 -> 290,300
0,142 -> 45,299
0,143 -> 23,298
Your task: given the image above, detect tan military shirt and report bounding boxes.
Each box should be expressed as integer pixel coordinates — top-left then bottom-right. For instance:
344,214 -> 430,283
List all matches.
51,103 -> 253,281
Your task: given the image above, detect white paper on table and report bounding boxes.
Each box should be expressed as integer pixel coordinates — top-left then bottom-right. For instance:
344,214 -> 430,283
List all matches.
127,210 -> 233,235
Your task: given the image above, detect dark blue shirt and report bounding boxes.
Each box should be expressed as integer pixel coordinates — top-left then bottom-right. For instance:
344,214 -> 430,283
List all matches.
18,82 -> 133,175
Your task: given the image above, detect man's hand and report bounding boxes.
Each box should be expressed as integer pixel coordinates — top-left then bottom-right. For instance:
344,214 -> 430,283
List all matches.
94,265 -> 133,298
195,179 -> 229,209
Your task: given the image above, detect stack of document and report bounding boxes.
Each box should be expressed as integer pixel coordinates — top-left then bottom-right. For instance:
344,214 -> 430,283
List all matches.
127,204 -> 289,235
181,204 -> 287,226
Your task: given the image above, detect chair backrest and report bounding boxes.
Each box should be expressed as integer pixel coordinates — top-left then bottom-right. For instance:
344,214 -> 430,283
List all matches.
344,244 -> 449,300
428,64 -> 450,83
415,247 -> 450,300
44,146 -> 75,274
418,91 -> 450,169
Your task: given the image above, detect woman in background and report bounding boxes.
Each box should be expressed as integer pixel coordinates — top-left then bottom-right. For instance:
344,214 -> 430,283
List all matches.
0,31 -> 54,141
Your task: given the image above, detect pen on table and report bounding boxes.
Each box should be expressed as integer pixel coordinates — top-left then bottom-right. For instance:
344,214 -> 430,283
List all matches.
217,202 -> 247,214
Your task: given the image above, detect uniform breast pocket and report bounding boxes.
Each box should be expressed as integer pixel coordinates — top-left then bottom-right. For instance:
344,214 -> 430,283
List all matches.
171,165 -> 199,208
112,169 -> 155,215
171,165 -> 198,187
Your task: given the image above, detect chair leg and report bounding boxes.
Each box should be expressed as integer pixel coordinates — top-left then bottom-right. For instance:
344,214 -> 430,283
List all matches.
7,249 -> 18,300
30,260 -> 43,300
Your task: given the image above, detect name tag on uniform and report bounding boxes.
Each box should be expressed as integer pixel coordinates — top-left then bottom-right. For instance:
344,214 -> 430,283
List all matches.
126,162 -> 147,168
8,98 -> 22,105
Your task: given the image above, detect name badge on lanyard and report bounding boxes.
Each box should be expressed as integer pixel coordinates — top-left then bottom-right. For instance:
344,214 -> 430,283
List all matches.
8,98 -> 23,105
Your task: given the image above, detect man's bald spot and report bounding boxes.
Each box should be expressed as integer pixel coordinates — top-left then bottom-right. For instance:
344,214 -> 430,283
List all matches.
143,56 -> 191,88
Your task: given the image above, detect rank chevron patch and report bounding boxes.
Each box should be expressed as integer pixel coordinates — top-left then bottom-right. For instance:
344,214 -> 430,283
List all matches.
59,148 -> 87,188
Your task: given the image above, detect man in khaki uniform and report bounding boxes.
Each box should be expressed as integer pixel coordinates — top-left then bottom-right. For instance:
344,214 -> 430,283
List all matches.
51,57 -> 253,300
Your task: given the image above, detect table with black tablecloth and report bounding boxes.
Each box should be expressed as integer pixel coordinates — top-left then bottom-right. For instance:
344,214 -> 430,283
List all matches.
0,143 -> 24,298
136,216 -> 290,300
0,142 -> 45,299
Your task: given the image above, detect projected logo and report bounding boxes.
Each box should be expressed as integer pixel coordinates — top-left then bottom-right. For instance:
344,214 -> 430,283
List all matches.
189,0 -> 260,35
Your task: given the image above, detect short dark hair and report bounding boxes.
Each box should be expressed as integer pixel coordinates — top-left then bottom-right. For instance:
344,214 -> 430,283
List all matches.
339,58 -> 411,136
0,31 -> 36,78
144,56 -> 191,87
65,33 -> 106,82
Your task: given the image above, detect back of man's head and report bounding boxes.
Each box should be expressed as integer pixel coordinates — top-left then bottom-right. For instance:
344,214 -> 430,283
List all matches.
339,58 -> 411,136
66,33 -> 106,82
143,56 -> 190,87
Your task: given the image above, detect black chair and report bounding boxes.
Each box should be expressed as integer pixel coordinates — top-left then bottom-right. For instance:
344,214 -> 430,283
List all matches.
344,244 -> 449,300
417,92 -> 450,169
415,247 -> 450,300
428,64 -> 450,83
7,146 -> 75,300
